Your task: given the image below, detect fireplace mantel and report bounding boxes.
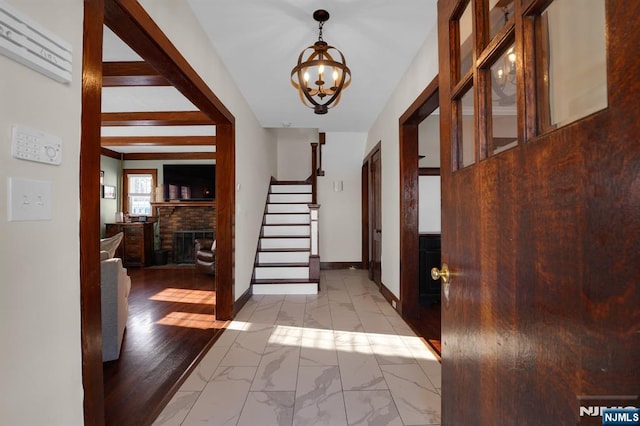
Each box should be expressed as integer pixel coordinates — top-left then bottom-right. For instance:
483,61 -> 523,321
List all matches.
151,201 -> 215,208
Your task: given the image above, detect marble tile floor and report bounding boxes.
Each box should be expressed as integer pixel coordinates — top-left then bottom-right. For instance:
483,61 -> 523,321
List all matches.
154,269 -> 441,426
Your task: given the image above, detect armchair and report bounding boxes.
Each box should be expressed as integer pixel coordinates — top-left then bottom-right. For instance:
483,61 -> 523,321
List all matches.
195,238 -> 216,275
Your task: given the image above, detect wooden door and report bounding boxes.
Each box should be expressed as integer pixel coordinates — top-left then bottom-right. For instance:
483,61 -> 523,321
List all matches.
438,0 -> 640,424
371,148 -> 383,287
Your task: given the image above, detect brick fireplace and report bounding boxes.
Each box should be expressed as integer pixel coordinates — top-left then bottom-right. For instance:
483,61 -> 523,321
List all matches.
153,201 -> 216,263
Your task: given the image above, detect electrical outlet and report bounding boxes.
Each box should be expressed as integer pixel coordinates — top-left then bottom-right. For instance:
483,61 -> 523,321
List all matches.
7,177 -> 53,221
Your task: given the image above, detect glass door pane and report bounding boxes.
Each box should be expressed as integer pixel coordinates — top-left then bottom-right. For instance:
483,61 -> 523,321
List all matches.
489,43 -> 517,154
536,0 -> 607,131
458,1 -> 474,80
488,0 -> 515,40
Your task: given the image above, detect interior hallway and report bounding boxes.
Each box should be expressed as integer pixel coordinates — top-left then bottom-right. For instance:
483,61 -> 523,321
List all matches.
153,269 -> 441,425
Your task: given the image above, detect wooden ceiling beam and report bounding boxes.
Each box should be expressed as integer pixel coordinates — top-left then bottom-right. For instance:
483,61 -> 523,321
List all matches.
102,61 -> 170,86
101,111 -> 214,126
105,0 -> 234,125
100,147 -> 122,159
122,152 -> 216,161
101,135 -> 216,146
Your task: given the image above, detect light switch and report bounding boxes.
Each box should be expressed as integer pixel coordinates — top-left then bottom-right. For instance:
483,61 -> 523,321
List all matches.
7,177 -> 53,221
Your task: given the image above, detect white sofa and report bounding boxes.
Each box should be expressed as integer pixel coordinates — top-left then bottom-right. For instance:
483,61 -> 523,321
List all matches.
100,251 -> 131,361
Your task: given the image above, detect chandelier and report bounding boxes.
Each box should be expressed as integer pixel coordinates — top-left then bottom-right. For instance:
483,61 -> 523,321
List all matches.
291,10 -> 351,115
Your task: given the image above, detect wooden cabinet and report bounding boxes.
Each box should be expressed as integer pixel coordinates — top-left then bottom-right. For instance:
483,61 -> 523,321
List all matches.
105,222 -> 155,267
419,234 -> 441,306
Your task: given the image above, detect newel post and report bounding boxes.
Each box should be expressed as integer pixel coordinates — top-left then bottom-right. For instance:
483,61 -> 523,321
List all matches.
308,203 -> 320,283
310,142 -> 318,204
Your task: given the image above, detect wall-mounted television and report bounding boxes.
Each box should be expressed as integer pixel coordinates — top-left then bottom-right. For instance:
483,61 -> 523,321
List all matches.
163,164 -> 215,201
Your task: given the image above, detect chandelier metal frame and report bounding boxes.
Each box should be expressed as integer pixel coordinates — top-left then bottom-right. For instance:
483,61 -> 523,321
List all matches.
291,10 -> 351,115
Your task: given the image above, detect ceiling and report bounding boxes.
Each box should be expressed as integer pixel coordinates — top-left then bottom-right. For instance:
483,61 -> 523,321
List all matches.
101,1 -> 438,154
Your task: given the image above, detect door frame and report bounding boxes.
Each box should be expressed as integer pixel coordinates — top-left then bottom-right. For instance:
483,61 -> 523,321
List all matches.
80,0 -> 236,422
398,76 -> 439,318
361,141 -> 381,284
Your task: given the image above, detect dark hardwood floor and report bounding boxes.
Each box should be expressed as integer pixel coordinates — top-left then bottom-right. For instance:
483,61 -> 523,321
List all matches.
405,302 -> 441,358
103,266 -> 226,426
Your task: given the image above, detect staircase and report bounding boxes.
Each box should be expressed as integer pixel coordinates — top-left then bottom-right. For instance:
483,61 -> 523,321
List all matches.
252,180 -> 319,295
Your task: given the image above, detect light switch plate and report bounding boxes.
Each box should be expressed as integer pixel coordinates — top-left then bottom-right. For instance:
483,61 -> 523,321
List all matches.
7,177 -> 53,221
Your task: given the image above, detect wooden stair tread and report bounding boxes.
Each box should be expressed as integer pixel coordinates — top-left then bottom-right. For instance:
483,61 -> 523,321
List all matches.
263,223 -> 310,226
259,248 -> 310,253
252,278 -> 318,284
265,212 -> 309,215
255,262 -> 309,268
268,200 -> 311,203
260,235 -> 310,239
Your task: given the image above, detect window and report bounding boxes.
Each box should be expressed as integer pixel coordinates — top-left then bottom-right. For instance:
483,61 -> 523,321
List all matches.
123,169 -> 157,216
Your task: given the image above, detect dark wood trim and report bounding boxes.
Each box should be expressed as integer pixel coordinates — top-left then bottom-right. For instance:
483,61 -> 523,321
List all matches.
81,0 -> 237,421
379,281 -> 400,315
320,262 -> 361,270
361,162 -> 369,270
101,110 -> 213,126
122,152 -> 216,161
80,0 -> 105,424
419,167 -> 441,176
362,141 -> 382,282
105,0 -> 234,125
100,147 -> 122,159
399,75 -> 439,320
310,143 -> 318,204
102,60 -> 170,86
215,123 -> 235,320
102,135 -> 216,146
309,255 -> 321,281
317,132 -> 326,176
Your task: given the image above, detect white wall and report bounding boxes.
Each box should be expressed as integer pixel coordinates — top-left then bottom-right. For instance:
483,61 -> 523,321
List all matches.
419,176 -> 441,234
318,132 -> 366,262
275,128 -> 318,181
140,1 -> 278,300
364,19 -> 439,298
0,1 -> 84,424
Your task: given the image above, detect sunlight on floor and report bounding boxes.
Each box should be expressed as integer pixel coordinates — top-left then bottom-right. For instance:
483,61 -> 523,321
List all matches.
260,324 -> 440,362
150,288 -> 215,305
157,312 -> 220,329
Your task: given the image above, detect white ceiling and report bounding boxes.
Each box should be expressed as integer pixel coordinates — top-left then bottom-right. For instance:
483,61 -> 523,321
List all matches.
101,1 -> 438,152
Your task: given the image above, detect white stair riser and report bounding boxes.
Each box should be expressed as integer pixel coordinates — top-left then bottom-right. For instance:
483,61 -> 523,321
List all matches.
255,267 -> 309,280
270,185 -> 312,194
258,251 -> 309,264
267,204 -> 309,214
263,225 -> 310,237
265,214 -> 310,225
260,238 -> 310,249
269,193 -> 312,203
253,283 -> 318,295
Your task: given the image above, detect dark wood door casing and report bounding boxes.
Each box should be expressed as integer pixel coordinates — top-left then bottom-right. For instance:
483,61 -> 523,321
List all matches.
81,0 -> 236,423
438,0 -> 640,424
399,78 -> 439,319
371,147 -> 383,287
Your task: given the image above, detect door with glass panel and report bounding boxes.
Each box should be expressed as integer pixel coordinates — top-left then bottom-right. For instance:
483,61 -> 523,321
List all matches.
437,0 -> 640,424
